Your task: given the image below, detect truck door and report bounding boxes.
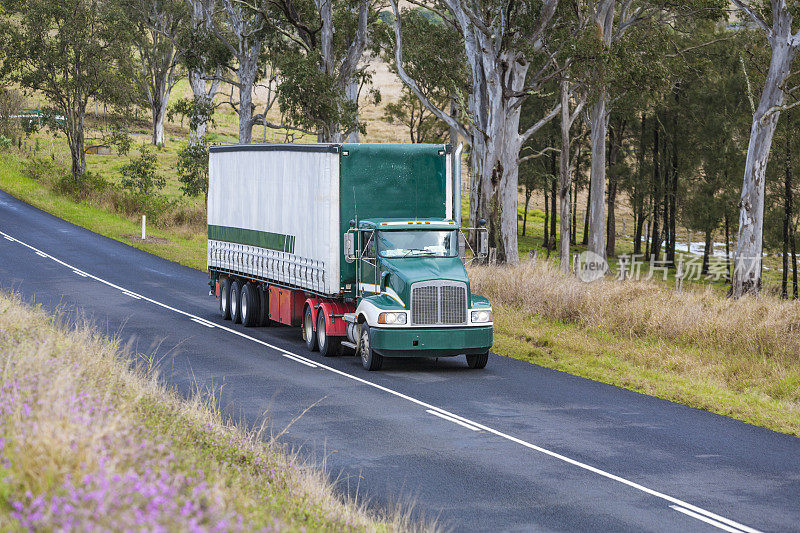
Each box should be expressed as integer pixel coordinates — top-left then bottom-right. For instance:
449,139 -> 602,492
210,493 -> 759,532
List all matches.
359,230 -> 379,295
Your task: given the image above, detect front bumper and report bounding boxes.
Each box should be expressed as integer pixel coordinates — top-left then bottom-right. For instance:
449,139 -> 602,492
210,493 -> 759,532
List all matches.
370,326 -> 492,358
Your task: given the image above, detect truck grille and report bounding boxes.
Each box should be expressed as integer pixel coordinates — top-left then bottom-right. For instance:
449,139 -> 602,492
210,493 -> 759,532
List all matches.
411,281 -> 467,325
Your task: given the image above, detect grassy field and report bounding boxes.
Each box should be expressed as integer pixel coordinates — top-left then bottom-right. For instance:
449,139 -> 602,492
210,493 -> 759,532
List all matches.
0,291 -> 432,531
471,262 -> 800,436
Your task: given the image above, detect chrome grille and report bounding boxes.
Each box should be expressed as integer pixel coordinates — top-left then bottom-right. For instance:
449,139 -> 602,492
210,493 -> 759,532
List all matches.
411,281 -> 467,325
411,285 -> 438,325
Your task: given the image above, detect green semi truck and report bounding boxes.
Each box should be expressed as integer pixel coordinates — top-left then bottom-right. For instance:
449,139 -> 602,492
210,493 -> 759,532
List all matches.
207,143 -> 493,370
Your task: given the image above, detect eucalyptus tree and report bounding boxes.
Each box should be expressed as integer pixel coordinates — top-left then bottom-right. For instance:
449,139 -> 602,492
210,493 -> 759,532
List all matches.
184,0 -> 227,140
268,0 -> 375,142
390,0 -> 562,265
0,0 -> 134,180
125,0 -> 188,146
194,0 -> 273,144
730,0 -> 800,297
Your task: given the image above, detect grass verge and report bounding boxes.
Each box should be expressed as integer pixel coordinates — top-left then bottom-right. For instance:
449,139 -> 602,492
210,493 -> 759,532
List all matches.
0,152 -> 206,271
471,263 -> 800,436
0,290 -> 431,531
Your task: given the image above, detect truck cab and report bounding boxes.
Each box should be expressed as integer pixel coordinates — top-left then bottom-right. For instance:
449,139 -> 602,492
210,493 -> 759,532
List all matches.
343,218 -> 493,370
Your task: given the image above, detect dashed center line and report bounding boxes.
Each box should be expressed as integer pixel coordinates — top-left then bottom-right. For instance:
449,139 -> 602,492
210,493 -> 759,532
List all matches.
0,229 -> 764,533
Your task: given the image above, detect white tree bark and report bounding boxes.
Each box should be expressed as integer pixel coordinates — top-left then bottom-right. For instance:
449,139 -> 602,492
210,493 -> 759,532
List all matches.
389,0 -> 560,264
732,0 -> 800,296
559,78 -> 585,271
188,70 -> 221,140
588,94 -> 609,259
313,0 -> 369,142
131,1 -> 183,147
201,0 -> 266,144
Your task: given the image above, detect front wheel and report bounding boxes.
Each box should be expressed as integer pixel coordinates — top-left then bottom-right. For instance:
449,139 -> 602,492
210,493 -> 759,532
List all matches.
303,306 -> 318,352
359,324 -> 383,371
466,351 -> 489,369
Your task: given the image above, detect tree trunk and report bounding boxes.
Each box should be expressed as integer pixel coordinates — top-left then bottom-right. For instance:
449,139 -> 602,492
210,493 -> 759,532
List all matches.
550,151 -> 557,252
792,225 -> 798,299
588,95 -> 608,258
543,184 -> 550,247
67,107 -> 87,181
734,29 -> 796,297
651,118 -> 661,261
559,80 -> 572,270
783,132 -> 792,298
522,187 -> 531,237
571,180 -> 577,245
152,94 -> 168,147
725,210 -> 731,282
189,71 -> 221,140
668,104 -> 679,264
702,226 -> 712,275
582,175 -> 591,245
644,220 -> 651,259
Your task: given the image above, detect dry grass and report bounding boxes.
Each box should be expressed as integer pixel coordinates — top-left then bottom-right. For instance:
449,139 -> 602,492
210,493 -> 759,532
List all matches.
0,291 -> 432,531
470,261 -> 800,362
471,261 -> 800,435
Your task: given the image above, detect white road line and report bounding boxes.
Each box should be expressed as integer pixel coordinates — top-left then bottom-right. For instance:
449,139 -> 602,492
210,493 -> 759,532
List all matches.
671,505 -> 747,533
1,229 -> 763,533
121,291 -> 142,300
72,270 -> 88,277
35,251 -> 48,258
426,409 -> 480,431
3,235 -> 13,241
191,318 -> 216,328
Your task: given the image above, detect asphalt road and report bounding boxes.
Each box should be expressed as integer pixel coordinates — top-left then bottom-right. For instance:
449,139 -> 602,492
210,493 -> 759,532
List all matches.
1,190 -> 798,532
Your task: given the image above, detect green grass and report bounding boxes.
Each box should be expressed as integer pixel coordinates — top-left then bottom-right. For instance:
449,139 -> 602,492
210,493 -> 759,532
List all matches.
0,152 -> 207,271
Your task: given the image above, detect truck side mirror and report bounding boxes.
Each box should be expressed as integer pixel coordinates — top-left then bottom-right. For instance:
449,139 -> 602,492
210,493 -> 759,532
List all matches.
380,271 -> 390,292
344,232 -> 356,263
478,229 -> 489,257
458,232 -> 466,259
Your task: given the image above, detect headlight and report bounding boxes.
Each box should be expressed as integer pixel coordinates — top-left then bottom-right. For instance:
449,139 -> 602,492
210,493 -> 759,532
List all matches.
378,312 -> 407,325
471,310 -> 493,323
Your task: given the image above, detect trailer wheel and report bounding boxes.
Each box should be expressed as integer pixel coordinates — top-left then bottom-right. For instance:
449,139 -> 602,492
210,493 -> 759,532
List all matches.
466,351 -> 489,369
230,280 -> 242,324
359,324 -> 383,371
219,277 -> 232,320
317,310 -> 342,357
303,306 -> 319,352
240,283 -> 260,327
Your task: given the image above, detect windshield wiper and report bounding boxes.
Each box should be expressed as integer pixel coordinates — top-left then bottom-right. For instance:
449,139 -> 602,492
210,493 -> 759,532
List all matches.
400,248 -> 437,258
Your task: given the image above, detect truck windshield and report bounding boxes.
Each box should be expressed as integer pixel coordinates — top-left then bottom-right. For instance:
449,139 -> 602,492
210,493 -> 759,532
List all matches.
378,230 -> 457,258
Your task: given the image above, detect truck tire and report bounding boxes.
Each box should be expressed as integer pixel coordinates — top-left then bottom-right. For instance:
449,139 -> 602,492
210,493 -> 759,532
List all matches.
466,351 -> 489,369
317,310 -> 342,357
359,324 -> 383,371
303,306 -> 319,352
230,279 -> 243,324
219,277 -> 232,320
240,282 -> 260,327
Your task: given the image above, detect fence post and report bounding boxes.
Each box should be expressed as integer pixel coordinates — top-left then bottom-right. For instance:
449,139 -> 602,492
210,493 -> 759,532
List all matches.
141,215 -> 146,240
489,247 -> 497,266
